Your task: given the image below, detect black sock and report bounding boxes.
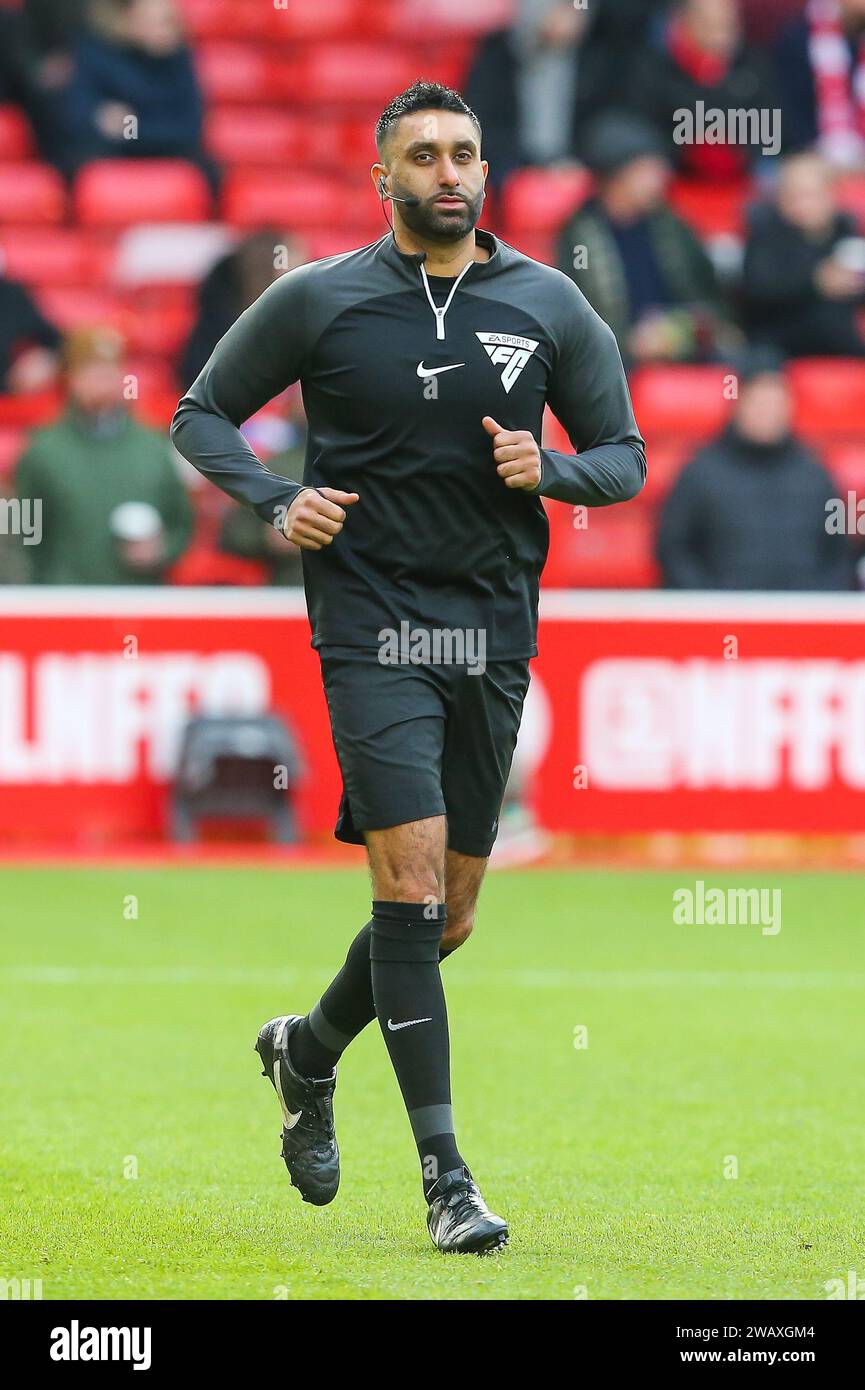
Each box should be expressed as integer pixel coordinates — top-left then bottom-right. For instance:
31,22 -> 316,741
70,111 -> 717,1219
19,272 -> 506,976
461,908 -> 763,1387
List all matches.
290,924 -> 457,1079
289,920 -> 375,1077
370,900 -> 464,1198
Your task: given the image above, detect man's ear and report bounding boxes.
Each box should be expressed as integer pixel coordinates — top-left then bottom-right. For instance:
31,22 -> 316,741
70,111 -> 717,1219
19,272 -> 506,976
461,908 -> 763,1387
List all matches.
481,159 -> 489,187
371,163 -> 387,196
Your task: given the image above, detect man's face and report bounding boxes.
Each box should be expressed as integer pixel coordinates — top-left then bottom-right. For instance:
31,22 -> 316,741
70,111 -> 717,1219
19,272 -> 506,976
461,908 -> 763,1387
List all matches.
684,0 -> 740,55
68,360 -> 124,414
778,156 -> 834,235
373,109 -> 488,244
608,155 -> 669,215
125,0 -> 182,57
735,375 -> 792,445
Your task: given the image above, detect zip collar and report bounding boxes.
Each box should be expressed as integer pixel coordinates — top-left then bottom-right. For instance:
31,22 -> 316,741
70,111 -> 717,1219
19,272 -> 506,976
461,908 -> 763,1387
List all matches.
420,258 -> 474,340
380,229 -> 500,340
380,228 -> 500,278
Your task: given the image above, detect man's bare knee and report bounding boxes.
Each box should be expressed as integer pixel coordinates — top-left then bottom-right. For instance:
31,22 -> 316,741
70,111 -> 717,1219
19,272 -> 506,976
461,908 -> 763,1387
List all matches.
366,817 -> 446,903
381,869 -> 442,902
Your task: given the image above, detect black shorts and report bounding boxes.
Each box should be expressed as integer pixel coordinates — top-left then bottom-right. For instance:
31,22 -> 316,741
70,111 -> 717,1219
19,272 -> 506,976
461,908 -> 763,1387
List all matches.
319,647 -> 532,859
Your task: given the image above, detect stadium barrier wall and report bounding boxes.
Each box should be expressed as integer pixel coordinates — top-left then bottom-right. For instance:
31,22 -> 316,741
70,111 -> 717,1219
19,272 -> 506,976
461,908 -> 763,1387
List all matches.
0,589 -> 863,845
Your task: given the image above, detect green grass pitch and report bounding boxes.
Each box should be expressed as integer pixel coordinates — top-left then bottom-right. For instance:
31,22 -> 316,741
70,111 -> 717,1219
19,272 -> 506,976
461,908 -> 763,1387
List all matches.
0,865 -> 861,1301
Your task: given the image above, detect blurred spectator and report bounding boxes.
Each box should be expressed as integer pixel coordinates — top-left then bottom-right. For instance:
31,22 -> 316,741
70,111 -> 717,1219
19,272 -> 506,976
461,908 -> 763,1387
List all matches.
63,0 -> 217,186
464,1 -> 626,184
181,232 -> 307,385
657,348 -> 854,589
0,267 -> 60,394
632,0 -> 779,180
742,152 -> 865,356
0,0 -> 74,164
777,0 -> 865,166
15,326 -> 192,583
555,113 -> 736,365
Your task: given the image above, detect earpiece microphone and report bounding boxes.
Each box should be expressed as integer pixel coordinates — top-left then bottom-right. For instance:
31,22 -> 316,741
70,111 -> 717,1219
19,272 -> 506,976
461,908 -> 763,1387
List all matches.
378,175 -> 421,208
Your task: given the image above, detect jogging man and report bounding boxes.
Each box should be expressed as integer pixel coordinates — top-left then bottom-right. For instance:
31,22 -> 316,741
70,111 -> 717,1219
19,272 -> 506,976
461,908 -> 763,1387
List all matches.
171,81 -> 646,1254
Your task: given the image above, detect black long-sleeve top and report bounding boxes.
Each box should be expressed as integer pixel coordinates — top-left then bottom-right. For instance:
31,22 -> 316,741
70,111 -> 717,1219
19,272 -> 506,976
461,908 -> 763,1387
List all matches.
172,230 -> 646,656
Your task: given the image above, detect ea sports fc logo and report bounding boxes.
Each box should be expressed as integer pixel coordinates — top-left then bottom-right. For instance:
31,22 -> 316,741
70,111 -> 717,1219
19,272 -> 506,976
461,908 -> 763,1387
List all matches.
476,332 -> 539,394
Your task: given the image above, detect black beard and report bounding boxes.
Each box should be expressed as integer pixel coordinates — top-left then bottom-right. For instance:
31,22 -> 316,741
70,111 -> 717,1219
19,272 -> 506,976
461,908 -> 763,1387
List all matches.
396,187 -> 484,244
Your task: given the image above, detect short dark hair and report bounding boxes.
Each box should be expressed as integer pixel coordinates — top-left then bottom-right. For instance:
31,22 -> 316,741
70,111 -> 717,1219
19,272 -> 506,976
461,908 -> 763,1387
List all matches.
375,80 -> 482,155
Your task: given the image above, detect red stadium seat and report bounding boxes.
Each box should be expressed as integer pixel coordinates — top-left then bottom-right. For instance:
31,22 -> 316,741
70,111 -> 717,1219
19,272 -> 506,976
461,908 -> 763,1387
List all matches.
364,0 -> 513,38
74,160 -> 211,226
0,104 -> 35,159
286,44 -> 422,105
303,229 -> 375,260
542,500 -> 659,589
0,161 -> 66,223
0,228 -> 115,287
502,166 -> 592,235
821,440 -> 865,494
123,286 -> 195,356
642,436 -> 694,500
265,0 -> 360,40
211,113 -> 377,171
542,408 -> 570,455
789,358 -> 865,438
170,543 -> 267,587
136,390 -> 184,429
180,0 -> 270,40
205,108 -> 315,166
36,286 -> 130,335
324,117 -> 377,168
668,177 -> 750,239
196,42 -> 286,103
0,391 -> 62,428
544,412 -> 692,502
506,231 -> 555,265
222,169 -> 378,234
630,365 -> 732,441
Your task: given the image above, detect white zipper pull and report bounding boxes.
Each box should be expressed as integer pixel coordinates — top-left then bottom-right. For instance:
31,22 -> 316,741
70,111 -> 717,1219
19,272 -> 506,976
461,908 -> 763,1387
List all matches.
420,259 -> 473,342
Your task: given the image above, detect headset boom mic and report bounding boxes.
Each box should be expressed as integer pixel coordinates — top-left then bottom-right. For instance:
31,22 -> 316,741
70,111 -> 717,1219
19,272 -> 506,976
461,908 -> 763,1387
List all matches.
378,177 -> 421,208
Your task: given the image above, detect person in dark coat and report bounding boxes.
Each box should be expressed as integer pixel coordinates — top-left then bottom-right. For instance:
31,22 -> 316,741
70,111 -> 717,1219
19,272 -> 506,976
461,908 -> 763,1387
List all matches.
0,1 -> 79,166
657,348 -> 855,590
180,232 -> 307,386
63,0 -> 217,186
464,0 -> 636,186
0,270 -> 61,393
742,152 -> 865,357
632,0 -> 780,180
556,113 -> 736,365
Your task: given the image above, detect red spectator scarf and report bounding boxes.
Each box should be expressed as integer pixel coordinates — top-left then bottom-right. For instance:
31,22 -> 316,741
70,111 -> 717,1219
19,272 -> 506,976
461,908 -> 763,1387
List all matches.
808,0 -> 865,163
667,17 -> 742,180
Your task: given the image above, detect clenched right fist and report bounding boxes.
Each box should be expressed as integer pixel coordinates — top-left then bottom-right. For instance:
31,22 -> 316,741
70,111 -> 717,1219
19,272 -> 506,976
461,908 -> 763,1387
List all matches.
283,486 -> 359,550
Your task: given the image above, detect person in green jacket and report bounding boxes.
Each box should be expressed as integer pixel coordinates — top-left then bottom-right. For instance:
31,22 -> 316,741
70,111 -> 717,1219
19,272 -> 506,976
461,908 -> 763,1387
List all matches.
15,325 -> 193,584
555,111 -> 739,367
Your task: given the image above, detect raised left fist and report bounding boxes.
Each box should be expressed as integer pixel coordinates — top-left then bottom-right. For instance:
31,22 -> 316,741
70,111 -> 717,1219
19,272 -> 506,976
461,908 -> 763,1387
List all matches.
482,416 -> 542,491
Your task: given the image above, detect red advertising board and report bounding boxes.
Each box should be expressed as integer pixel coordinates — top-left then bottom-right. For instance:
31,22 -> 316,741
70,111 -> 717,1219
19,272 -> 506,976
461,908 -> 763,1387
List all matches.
0,590 -> 863,844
